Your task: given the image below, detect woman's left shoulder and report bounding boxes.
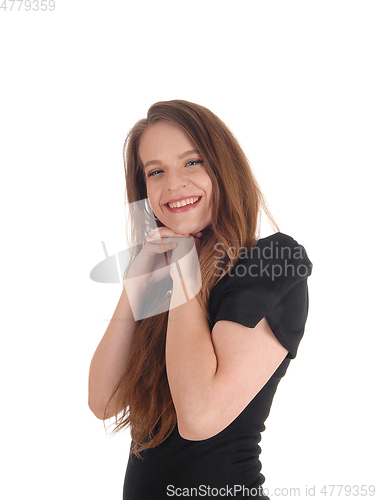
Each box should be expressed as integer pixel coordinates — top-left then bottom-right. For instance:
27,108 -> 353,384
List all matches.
257,231 -> 304,249
257,231 -> 311,258
252,231 -> 313,279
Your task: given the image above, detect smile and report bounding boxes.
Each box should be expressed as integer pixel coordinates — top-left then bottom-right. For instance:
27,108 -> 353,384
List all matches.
165,196 -> 202,212
167,196 -> 200,208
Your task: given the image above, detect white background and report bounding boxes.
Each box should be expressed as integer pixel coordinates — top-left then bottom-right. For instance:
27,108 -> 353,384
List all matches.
1,1 -> 376,498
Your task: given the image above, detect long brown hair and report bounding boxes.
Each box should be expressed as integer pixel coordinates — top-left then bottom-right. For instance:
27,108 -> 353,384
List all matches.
105,100 -> 279,457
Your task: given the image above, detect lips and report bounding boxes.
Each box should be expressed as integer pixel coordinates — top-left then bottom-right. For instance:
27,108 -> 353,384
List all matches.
164,196 -> 202,213
164,195 -> 202,206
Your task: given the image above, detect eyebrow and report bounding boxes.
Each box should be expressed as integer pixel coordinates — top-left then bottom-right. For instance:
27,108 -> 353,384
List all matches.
143,149 -> 200,169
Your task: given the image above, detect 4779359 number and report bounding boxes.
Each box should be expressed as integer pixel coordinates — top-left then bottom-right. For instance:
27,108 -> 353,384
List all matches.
1,0 -> 55,11
319,484 -> 375,496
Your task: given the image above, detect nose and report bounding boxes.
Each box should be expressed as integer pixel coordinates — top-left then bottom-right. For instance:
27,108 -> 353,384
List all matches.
166,169 -> 188,191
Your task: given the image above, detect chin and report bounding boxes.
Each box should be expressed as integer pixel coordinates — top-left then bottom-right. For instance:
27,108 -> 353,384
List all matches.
174,225 -> 196,234
164,222 -> 198,235
160,214 -> 211,235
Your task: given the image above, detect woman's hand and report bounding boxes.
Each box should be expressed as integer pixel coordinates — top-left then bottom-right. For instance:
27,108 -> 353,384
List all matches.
145,227 -> 203,304
124,227 -> 200,284
125,229 -> 178,287
147,227 -> 202,266
125,226 -> 203,312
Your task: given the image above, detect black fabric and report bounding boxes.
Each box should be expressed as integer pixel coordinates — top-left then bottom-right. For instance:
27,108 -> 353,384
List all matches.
123,232 -> 312,499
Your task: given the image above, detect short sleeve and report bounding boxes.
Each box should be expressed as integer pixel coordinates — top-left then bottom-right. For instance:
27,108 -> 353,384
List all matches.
265,241 -> 312,358
212,233 -> 312,359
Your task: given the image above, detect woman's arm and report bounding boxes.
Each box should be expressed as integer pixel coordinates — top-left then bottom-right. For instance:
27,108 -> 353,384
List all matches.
144,227 -> 288,440
88,281 -> 148,420
165,282 -> 288,441
89,232 -> 179,420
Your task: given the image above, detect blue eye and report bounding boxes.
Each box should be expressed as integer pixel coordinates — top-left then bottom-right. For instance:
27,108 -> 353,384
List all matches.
186,160 -> 203,167
147,170 -> 162,178
146,160 -> 203,178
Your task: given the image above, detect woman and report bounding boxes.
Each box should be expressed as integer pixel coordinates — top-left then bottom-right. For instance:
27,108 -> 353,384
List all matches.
88,100 -> 312,499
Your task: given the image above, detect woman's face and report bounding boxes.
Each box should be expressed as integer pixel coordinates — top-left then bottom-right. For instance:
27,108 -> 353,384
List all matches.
139,121 -> 213,235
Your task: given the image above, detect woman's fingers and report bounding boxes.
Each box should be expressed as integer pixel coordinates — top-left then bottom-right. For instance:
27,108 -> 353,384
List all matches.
148,227 -> 177,238
145,237 -> 178,253
148,227 -> 193,239
146,235 -> 195,258
146,229 -> 203,261
148,228 -> 203,239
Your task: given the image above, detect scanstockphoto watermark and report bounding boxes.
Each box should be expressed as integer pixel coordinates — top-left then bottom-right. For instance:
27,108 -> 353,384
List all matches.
213,242 -> 311,281
166,484 -> 376,497
167,484 -> 267,497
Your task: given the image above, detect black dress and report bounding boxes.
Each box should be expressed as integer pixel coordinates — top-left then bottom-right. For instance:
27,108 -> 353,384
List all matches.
123,232 -> 313,499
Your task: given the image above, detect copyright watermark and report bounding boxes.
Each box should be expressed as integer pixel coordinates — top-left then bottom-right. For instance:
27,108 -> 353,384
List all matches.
0,0 -> 56,11
166,483 -> 376,497
213,242 -> 311,281
167,484 -> 267,497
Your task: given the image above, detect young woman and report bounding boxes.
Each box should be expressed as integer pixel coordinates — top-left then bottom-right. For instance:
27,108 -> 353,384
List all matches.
88,100 -> 312,499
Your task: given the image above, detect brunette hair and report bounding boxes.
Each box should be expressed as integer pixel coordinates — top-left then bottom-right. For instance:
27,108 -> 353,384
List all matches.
105,100 -> 278,457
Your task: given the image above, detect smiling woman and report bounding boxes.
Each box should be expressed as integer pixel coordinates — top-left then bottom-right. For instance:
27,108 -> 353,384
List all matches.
140,121 -> 213,235
88,100 -> 313,500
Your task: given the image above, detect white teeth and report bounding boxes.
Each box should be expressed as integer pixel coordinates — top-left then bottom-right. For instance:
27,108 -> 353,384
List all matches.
168,197 -> 200,208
